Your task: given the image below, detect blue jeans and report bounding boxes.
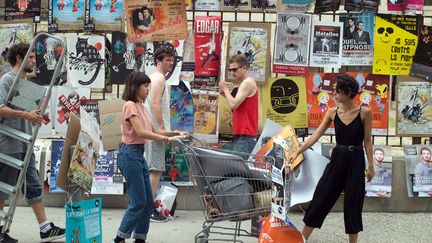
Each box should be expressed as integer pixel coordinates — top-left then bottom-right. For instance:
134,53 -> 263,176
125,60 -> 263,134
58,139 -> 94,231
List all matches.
117,144 -> 153,240
233,135 -> 257,159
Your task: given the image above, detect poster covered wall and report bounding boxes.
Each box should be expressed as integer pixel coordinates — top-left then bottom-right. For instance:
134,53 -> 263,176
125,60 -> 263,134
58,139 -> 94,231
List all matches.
405,145 -> 432,197
309,21 -> 343,68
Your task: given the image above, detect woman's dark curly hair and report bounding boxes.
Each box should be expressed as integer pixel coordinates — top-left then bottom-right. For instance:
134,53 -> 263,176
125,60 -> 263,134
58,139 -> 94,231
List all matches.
334,74 -> 359,99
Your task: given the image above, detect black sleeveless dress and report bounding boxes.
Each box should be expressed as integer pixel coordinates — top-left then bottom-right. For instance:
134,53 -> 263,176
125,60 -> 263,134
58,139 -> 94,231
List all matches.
303,107 -> 366,234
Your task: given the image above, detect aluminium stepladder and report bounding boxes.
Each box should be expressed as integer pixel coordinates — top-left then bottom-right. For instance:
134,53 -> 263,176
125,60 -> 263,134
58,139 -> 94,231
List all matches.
0,32 -> 67,238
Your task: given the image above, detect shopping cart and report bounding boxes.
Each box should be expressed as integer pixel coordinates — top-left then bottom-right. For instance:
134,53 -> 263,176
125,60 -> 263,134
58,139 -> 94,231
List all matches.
174,136 -> 275,243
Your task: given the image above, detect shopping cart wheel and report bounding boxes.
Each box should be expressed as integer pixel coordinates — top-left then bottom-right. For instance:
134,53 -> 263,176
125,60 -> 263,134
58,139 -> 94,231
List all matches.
196,235 -> 208,243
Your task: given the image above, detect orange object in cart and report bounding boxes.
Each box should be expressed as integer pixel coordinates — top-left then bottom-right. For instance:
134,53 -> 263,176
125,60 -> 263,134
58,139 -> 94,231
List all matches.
258,216 -> 305,243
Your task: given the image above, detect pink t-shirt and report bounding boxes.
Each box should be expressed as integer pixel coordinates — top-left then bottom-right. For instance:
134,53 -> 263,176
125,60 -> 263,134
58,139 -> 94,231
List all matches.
121,101 -> 154,144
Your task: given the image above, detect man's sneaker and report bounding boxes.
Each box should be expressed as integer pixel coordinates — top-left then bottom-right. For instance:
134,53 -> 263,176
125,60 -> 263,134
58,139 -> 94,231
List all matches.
40,222 -> 65,242
0,226 -> 17,243
150,210 -> 168,223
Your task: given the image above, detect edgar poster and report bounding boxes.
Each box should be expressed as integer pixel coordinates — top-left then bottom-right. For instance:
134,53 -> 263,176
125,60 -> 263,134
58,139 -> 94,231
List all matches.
273,13 -> 311,75
109,32 -> 146,84
373,15 -> 419,75
192,90 -> 219,143
404,145 -> 432,197
194,0 -> 221,10
33,34 -> 67,86
48,0 -> 85,32
194,16 -> 222,82
340,13 -> 375,66
50,140 -> 65,193
170,80 -> 194,134
309,21 -> 343,68
4,0 -> 41,22
68,34 -> 105,89
410,25 -> 432,80
366,146 -> 392,198
396,78 -> 432,136
125,0 -> 187,43
277,0 -> 314,12
345,0 -> 380,13
85,0 -> 123,32
226,22 -> 271,84
0,22 -> 33,76
262,76 -> 308,136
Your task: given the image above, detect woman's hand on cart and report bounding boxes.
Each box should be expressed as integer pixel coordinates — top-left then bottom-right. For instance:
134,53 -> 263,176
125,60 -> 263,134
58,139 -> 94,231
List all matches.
174,130 -> 189,139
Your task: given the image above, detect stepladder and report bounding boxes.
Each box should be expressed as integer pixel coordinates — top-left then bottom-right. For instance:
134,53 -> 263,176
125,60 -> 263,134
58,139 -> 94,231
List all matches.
0,32 -> 67,238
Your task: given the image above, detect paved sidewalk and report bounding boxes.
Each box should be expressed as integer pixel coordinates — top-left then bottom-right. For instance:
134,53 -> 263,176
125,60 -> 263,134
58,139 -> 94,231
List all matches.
6,206 -> 432,242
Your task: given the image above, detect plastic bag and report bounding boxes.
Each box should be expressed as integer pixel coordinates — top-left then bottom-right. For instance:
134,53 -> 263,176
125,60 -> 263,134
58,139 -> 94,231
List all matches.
154,182 -> 178,217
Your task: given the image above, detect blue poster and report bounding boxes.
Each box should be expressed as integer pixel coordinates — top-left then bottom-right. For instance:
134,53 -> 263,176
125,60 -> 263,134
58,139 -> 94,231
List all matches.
85,0 -> 123,31
170,80 -> 194,134
66,198 -> 102,243
50,140 -> 65,193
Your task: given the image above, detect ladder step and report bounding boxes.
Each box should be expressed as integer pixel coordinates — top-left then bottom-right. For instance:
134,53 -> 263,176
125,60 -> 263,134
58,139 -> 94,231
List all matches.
0,181 -> 16,196
0,153 -> 24,170
0,124 -> 32,144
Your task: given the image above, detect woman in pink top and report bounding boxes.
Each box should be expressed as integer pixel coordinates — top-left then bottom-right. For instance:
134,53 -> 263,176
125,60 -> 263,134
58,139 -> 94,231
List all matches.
114,72 -> 187,243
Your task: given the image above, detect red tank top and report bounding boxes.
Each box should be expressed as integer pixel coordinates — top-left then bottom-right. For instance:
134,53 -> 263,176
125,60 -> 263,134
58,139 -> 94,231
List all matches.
232,89 -> 258,136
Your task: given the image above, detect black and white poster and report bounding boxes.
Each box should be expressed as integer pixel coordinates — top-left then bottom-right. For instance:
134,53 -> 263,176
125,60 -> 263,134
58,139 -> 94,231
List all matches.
411,25 -> 432,80
4,0 -> 41,22
309,21 -> 343,68
314,0 -> 340,13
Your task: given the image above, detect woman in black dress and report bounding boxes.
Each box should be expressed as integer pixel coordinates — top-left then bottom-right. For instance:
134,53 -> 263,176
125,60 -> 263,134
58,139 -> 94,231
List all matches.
291,74 -> 375,243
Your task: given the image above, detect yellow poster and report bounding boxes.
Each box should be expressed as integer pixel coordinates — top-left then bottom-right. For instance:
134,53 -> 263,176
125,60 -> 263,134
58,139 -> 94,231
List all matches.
262,77 -> 308,136
373,15 -> 419,75
192,90 -> 219,143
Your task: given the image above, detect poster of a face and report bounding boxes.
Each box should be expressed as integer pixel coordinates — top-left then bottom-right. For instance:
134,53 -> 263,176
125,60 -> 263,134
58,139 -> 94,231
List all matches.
396,78 -> 432,136
67,34 -> 105,89
226,22 -> 271,84
144,41 -> 183,85
309,22 -> 343,68
405,145 -> 432,197
48,0 -> 85,32
0,22 -> 33,76
4,0 -> 41,21
85,0 -> 123,31
366,146 -> 392,197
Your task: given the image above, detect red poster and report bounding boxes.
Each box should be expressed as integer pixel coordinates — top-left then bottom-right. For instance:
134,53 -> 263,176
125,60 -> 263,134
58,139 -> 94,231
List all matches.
194,16 -> 222,77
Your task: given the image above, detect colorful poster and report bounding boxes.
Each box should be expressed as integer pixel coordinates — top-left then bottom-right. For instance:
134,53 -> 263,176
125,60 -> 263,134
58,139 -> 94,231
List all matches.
194,16 -> 222,80
262,76 -> 308,136
387,0 -> 424,14
366,146 -> 392,198
144,41 -> 183,85
37,95 -> 54,138
4,0 -> 41,22
50,140 -> 64,193
109,32 -> 146,84
162,144 -> 191,185
404,145 -> 432,197
314,0 -> 340,13
85,0 -> 123,32
32,34 -> 67,86
125,0 -> 187,42
48,0 -> 85,32
66,198 -> 102,243
0,22 -> 33,76
170,80 -> 194,134
67,34 -> 105,89
340,13 -> 375,66
194,0 -> 221,10
273,13 -> 311,75
373,15 -> 420,75
277,0 -> 314,12
192,90 -> 219,143
91,151 -> 123,194
222,0 -> 251,11
410,25 -> 432,80
218,94 -> 232,135
226,22 -> 271,84
396,78 -> 432,136
345,0 -> 380,13
251,0 -> 277,11
309,22 -> 343,68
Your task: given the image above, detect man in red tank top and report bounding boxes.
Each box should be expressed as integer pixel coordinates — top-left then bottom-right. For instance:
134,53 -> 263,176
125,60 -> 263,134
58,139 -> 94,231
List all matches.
219,54 -> 258,156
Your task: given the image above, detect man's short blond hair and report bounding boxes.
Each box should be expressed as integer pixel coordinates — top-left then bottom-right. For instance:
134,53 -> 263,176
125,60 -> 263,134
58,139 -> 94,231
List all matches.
228,54 -> 249,69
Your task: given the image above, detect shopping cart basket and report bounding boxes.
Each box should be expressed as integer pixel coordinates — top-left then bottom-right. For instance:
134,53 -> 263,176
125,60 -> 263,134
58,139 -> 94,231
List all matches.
174,136 -> 275,243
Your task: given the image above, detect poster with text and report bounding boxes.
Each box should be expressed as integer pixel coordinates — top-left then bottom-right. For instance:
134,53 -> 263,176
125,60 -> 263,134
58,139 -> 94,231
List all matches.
0,22 -> 33,76
340,13 -> 375,66
387,0 -> 424,14
410,25 -> 432,80
373,15 -> 420,75
48,0 -> 85,32
262,76 -> 308,136
273,13 -> 311,75
180,31 -> 195,83
125,0 -> 187,42
4,0 -> 41,22
85,0 -> 123,32
345,0 -> 380,13
404,145 -> 432,197
91,151 -> 123,194
195,0 -> 221,10
251,0 -> 277,11
222,0 -> 251,11
43,140 -> 52,192
81,99 -> 100,125
309,22 -> 343,68
66,198 -> 102,243
192,90 -> 219,143
67,34 -> 105,89
227,22 -> 271,84
366,146 -> 392,198
314,0 -> 340,13
50,140 -> 65,193
277,0 -> 313,12
170,80 -> 194,134
396,78 -> 432,137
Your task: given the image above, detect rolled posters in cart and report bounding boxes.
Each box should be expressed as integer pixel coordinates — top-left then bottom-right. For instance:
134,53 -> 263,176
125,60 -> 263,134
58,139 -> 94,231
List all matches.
340,13 -> 374,66
194,0 -> 221,10
4,0 -> 41,22
309,22 -> 343,68
194,16 -> 222,79
373,15 -> 420,75
125,0 -> 187,42
387,0 -> 424,14
345,0 -> 380,13
84,0 -> 123,32
192,90 -> 219,143
366,146 -> 392,198
404,145 -> 432,197
410,25 -> 432,80
273,13 -> 311,75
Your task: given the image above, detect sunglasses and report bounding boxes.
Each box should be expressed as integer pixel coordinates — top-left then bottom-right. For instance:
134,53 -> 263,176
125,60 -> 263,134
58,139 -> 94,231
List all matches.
228,66 -> 243,73
377,27 -> 394,34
